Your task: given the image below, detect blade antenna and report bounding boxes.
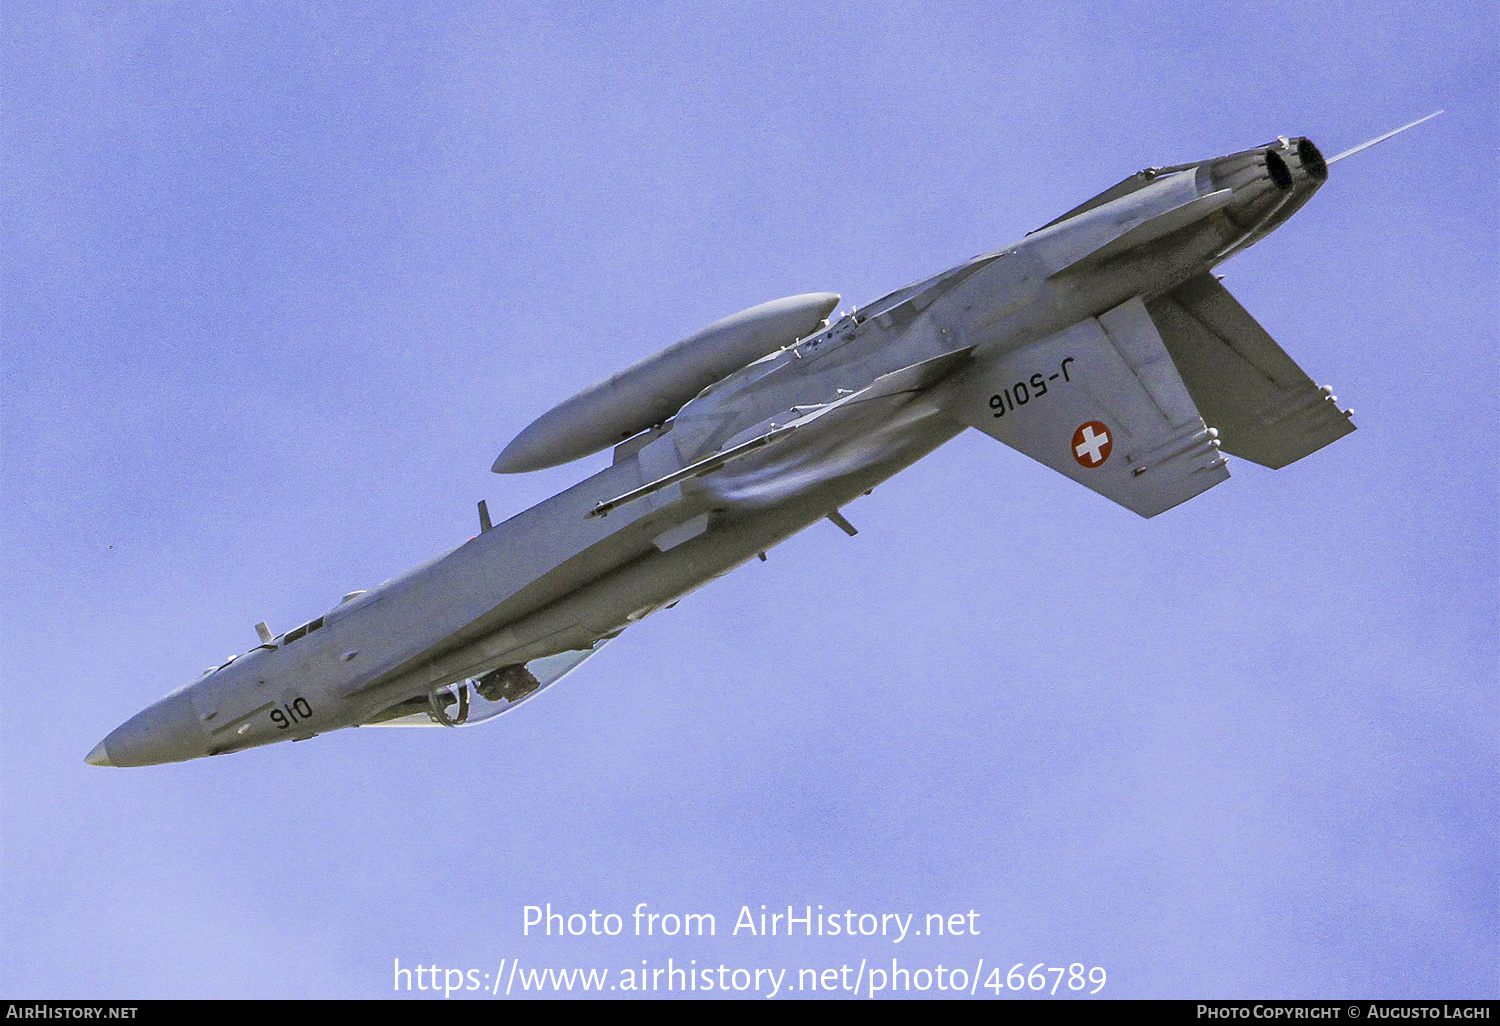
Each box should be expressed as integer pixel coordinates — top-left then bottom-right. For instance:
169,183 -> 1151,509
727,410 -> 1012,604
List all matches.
1327,110 -> 1444,165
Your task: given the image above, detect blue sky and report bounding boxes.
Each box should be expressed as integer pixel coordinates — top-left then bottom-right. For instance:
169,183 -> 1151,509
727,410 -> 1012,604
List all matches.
3,1 -> 1495,999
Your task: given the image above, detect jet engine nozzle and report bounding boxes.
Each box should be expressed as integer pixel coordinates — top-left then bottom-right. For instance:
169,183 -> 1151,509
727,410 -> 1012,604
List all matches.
1296,138 -> 1328,182
1207,138 -> 1326,197
1266,149 -> 1294,190
1203,137 -> 1329,260
1208,147 -> 1292,196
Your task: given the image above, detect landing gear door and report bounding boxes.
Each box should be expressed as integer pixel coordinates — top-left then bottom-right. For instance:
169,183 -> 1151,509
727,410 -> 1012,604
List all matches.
362,638 -> 613,727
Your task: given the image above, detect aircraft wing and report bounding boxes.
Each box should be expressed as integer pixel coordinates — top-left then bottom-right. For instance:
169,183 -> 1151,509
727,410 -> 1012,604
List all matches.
1145,273 -> 1354,468
940,297 -> 1228,517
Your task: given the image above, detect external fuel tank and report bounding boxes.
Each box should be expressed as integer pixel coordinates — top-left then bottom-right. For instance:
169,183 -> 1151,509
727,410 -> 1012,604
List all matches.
492,292 -> 840,473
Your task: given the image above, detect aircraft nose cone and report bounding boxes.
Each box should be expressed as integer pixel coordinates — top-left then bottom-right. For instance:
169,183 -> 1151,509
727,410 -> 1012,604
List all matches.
92,690 -> 208,767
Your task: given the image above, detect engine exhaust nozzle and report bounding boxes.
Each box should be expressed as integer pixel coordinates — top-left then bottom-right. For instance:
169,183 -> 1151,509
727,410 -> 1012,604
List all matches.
1296,138 -> 1328,181
1265,148 -> 1293,190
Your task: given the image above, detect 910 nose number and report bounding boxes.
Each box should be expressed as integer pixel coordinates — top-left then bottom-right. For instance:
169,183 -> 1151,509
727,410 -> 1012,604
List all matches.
270,697 -> 313,729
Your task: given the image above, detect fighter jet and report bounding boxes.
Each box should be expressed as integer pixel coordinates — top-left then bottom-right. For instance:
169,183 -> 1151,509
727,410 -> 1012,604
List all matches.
87,118 -> 1437,766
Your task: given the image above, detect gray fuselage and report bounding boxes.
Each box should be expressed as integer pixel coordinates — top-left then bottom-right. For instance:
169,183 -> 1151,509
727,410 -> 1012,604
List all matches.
90,137 -> 1327,766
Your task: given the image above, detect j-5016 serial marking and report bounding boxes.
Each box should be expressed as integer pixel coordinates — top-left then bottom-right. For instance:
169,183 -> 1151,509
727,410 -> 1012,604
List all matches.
989,357 -> 1075,417
86,115 -> 1439,766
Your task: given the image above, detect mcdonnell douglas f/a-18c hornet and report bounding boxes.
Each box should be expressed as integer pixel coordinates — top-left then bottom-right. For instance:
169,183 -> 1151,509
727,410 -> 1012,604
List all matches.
87,115 -> 1439,766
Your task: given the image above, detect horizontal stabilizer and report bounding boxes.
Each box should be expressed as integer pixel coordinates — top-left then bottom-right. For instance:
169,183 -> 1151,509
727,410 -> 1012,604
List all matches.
1146,273 -> 1354,469
938,299 -> 1228,517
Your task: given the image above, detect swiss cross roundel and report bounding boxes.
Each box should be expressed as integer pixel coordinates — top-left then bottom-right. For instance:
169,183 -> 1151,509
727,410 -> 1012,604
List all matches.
1072,421 -> 1112,468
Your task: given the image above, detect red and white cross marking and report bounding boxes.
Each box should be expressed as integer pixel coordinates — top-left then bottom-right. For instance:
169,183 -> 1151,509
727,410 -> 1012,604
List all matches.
1072,421 -> 1112,467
